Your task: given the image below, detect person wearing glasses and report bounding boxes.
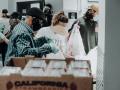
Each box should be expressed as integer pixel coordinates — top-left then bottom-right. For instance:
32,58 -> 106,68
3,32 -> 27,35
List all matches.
69,4 -> 99,54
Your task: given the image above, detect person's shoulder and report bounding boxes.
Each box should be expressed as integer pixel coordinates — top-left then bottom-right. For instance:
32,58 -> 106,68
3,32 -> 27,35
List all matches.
38,26 -> 51,33
12,23 -> 28,35
13,22 -> 23,30
77,17 -> 85,25
40,26 -> 51,30
35,26 -> 51,39
0,18 -> 9,24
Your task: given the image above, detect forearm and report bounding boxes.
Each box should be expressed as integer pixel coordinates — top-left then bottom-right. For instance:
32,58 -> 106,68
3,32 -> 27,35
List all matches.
15,33 -> 58,57
22,45 -> 52,57
34,36 -> 53,47
16,40 -> 53,57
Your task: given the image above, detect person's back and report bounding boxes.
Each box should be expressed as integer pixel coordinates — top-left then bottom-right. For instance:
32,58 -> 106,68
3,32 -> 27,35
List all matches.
78,17 -> 98,54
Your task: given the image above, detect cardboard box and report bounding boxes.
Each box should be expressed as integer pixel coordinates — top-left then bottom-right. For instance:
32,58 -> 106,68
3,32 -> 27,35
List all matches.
0,74 -> 93,90
3,57 -> 93,90
9,57 -> 90,68
9,56 -> 35,69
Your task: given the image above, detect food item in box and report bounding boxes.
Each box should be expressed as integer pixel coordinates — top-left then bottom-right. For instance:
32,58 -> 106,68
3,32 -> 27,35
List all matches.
46,51 -> 65,59
21,67 -> 45,76
72,69 -> 90,77
69,61 -> 89,69
25,60 -> 47,69
47,61 -> 66,69
21,60 -> 46,76
0,66 -> 21,76
45,69 -> 64,77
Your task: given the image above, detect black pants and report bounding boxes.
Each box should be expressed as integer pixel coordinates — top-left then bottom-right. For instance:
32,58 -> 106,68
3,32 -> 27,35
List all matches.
0,42 -> 8,66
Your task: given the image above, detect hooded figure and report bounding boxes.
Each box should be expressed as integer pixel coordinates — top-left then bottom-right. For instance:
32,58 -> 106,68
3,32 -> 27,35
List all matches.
5,8 -> 59,65
69,4 -> 99,54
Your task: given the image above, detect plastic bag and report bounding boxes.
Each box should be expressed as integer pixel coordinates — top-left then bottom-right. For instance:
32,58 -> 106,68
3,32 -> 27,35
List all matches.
67,22 -> 86,59
82,46 -> 98,78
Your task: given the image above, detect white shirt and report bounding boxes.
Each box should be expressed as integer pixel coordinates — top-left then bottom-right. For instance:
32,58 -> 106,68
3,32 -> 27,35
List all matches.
35,27 -> 67,57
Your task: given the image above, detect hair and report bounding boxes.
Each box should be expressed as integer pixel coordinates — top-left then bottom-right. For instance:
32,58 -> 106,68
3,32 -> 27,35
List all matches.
45,3 -> 52,10
26,7 -> 45,20
2,9 -> 8,13
52,11 -> 68,26
89,4 -> 99,15
10,12 -> 22,20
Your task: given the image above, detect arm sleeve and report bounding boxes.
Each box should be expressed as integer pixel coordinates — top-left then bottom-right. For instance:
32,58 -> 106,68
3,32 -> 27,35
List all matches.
15,33 -> 53,57
34,36 -> 53,47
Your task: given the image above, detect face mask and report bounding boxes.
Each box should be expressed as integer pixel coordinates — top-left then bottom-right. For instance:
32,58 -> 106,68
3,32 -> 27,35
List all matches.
32,18 -> 42,31
85,11 -> 94,20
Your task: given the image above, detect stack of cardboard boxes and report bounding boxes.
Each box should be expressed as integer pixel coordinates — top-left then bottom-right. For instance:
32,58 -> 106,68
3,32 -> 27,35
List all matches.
0,57 -> 93,90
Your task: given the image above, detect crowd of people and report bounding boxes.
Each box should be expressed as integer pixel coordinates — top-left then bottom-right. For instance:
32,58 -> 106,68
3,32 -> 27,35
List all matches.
0,4 -> 98,66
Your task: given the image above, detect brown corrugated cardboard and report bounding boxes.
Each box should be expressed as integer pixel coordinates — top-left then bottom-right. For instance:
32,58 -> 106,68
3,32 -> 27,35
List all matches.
2,57 -> 93,90
0,74 -> 93,90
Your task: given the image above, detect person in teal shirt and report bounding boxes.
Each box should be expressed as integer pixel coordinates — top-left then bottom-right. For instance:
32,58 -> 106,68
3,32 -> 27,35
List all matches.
5,8 -> 59,65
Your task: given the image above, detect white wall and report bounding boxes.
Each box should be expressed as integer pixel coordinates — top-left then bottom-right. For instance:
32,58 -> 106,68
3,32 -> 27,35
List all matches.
63,0 -> 99,18
80,0 -> 88,16
63,0 -> 78,11
45,0 -> 63,13
104,0 -> 120,90
63,0 -> 80,18
6,0 -> 99,15
98,0 -> 105,53
8,0 -> 15,14
0,0 -> 8,12
96,0 -> 105,90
